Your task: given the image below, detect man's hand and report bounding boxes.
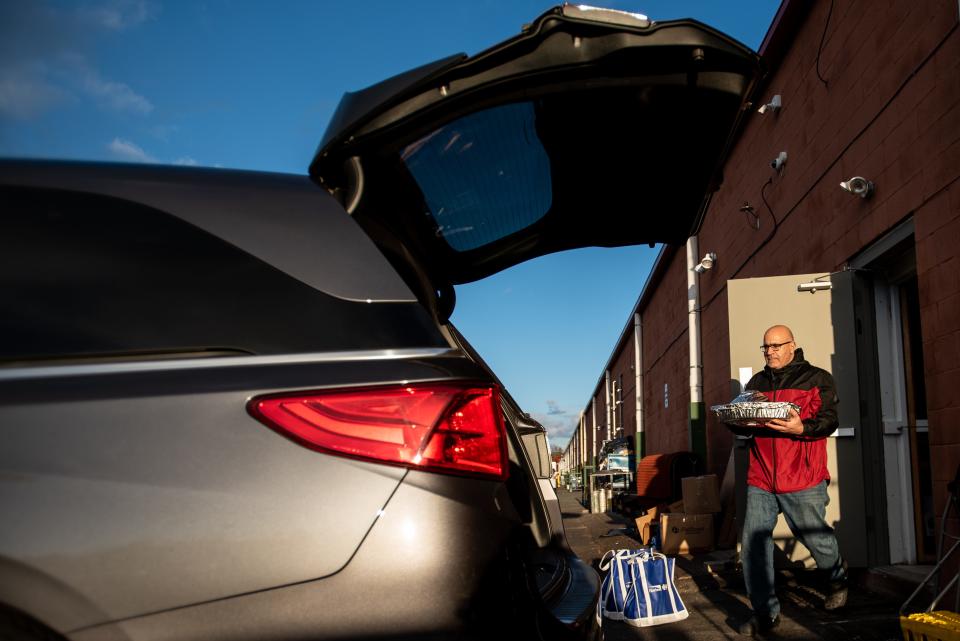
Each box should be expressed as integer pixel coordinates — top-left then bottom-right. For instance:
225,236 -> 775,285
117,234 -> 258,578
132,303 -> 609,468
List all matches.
765,407 -> 804,435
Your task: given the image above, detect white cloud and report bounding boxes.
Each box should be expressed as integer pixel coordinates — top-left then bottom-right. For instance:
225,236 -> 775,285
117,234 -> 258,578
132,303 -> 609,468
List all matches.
0,63 -> 65,119
0,2 -> 155,119
67,55 -> 153,114
530,412 -> 579,446
107,137 -> 155,162
106,139 -> 203,166
546,400 -> 567,415
78,0 -> 155,31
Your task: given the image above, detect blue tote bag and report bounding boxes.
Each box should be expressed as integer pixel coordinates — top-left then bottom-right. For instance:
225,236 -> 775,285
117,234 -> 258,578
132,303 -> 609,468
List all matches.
599,549 -> 647,620
622,549 -> 688,627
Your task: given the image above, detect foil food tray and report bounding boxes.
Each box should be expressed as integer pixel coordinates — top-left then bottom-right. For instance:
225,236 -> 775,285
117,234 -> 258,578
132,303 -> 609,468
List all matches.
711,400 -> 800,427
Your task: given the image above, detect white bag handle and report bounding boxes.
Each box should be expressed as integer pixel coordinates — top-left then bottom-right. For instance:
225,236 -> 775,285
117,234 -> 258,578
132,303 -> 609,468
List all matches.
599,550 -> 617,570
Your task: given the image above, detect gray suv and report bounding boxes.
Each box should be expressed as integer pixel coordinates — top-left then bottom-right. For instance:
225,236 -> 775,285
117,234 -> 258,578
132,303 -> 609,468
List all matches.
0,6 -> 759,640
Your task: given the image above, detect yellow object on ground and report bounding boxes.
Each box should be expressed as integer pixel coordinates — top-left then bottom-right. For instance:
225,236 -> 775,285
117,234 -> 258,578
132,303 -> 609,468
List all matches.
901,611 -> 960,641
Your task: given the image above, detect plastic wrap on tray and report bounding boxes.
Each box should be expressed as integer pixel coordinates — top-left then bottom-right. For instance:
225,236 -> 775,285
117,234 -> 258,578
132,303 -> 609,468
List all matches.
710,390 -> 800,427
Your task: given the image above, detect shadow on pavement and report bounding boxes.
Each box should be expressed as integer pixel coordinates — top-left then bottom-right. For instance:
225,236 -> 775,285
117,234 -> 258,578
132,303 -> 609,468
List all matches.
556,488 -> 903,640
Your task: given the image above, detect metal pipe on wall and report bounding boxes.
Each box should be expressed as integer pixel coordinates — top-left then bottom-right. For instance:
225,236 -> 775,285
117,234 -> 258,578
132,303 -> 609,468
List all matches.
591,402 -> 597,467
634,312 -> 644,458
686,237 -> 706,461
605,370 -> 612,442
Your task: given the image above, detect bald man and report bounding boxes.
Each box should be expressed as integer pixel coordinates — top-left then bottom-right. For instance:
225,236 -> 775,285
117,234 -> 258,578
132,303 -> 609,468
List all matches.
726,325 -> 847,636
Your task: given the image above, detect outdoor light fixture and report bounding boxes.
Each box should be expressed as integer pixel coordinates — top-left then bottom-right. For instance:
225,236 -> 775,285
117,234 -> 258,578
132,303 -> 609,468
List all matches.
797,280 -> 832,293
757,94 -> 782,114
693,252 -> 717,274
840,176 -> 875,199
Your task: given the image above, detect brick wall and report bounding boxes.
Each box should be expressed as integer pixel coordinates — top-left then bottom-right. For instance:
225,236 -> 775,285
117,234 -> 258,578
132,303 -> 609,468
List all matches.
639,249 -> 691,455
610,332 -> 637,439
689,0 -> 960,489
580,0 -> 960,562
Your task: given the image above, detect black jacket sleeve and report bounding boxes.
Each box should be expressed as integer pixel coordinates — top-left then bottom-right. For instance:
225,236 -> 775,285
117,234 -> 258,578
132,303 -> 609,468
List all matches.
800,367 -> 840,439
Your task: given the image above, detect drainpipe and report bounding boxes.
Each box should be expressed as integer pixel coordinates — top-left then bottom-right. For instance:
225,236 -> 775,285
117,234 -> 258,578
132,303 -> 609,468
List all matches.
686,236 -> 706,463
634,313 -> 645,458
571,423 -> 576,477
591,402 -> 597,466
605,370 -> 612,443
579,412 -> 586,499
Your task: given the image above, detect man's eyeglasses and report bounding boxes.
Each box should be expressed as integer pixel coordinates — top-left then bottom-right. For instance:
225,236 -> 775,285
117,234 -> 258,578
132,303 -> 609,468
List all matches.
761,341 -> 793,353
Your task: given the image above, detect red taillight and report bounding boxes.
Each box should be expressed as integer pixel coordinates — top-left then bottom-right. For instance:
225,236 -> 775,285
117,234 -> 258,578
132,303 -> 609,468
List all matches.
248,384 -> 508,480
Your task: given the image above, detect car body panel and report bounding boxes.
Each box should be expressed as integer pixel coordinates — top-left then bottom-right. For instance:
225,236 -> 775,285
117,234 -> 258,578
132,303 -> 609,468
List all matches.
311,7 -> 761,285
69,473 -> 522,641
0,351 -> 486,631
1,175 -> 448,362
0,160 -> 416,304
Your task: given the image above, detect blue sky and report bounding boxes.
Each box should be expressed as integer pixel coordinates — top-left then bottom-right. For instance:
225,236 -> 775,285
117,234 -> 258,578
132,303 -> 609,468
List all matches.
0,0 -> 779,446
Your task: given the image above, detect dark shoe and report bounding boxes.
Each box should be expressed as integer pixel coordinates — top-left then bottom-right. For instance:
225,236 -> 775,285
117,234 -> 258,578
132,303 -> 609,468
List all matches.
824,580 -> 848,610
823,559 -> 849,610
738,614 -> 780,636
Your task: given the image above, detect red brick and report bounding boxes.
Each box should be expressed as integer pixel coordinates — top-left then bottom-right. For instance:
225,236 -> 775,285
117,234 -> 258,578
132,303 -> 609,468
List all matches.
921,296 -> 939,325
918,105 -> 960,166
916,74 -> 960,133
930,411 -> 960,447
935,237 -> 960,281
931,371 -> 956,412
881,180 -> 918,220
931,443 -> 960,482
932,332 -> 960,375
879,141 -> 925,194
933,26 -> 960,79
933,482 -> 949,518
917,188 -> 956,239
892,63 -> 936,124
927,373 -> 946,412
928,409 -> 947,446
939,297 -> 960,335
922,137 -> 960,202
914,241 -> 938,278
930,407 -> 960,446
881,112 -> 920,172
946,180 -> 960,210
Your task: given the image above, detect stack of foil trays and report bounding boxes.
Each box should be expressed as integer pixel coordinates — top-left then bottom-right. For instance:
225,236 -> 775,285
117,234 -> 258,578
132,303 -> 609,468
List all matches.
711,390 -> 800,427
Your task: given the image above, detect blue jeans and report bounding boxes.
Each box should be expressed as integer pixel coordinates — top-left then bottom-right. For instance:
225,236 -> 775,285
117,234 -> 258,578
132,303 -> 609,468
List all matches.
741,481 -> 845,618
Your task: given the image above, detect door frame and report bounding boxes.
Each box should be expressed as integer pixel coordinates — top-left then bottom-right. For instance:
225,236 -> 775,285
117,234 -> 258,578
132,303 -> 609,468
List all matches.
849,218 -> 921,565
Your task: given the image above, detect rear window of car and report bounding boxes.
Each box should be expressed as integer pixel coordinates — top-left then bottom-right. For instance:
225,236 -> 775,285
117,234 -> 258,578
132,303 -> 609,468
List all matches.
401,101 -> 553,252
0,186 -> 447,363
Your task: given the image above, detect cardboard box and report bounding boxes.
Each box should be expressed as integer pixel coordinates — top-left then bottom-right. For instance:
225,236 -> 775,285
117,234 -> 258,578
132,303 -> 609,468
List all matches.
681,474 -> 721,514
659,512 -> 714,554
634,505 -> 663,545
667,499 -> 684,513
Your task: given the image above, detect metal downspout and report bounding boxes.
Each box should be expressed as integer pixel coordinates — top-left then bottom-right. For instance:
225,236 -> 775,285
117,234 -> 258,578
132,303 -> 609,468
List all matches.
634,313 -> 645,458
686,237 -> 706,462
605,370 -> 612,443
578,412 -> 586,501
591,403 -> 597,466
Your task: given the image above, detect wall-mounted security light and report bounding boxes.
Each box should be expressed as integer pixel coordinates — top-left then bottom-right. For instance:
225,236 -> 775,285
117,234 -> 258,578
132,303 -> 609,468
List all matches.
840,176 -> 875,199
797,281 -> 832,293
757,94 -> 782,114
693,252 -> 717,274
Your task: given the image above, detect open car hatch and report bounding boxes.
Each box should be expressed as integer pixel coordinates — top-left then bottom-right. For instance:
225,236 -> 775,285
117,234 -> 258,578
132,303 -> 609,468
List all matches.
310,5 -> 762,286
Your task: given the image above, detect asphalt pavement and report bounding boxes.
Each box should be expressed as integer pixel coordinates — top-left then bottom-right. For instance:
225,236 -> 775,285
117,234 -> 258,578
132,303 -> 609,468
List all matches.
557,488 -> 906,640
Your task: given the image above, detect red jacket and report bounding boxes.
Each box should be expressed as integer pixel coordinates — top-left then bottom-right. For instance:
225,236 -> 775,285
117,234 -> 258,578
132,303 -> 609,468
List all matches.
732,349 -> 839,494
